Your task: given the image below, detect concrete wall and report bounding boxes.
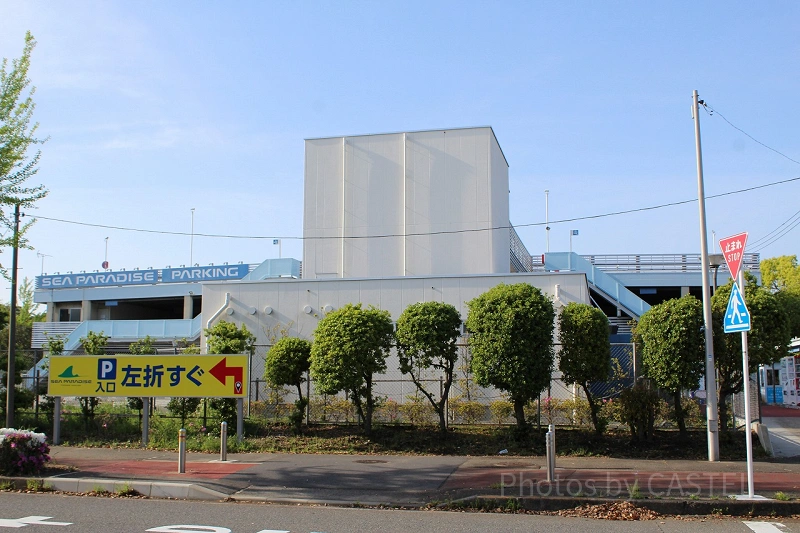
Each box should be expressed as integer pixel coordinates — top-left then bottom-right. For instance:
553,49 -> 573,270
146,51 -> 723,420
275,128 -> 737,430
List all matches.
302,127 -> 510,279
201,272 -> 588,348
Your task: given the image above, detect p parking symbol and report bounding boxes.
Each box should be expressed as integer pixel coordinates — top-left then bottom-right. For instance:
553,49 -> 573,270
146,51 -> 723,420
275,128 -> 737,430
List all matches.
98,358 -> 117,380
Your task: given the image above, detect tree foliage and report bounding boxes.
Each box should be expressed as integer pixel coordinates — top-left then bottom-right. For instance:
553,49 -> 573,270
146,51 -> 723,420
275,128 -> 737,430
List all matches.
396,301 -> 462,432
632,295 -> 704,436
0,31 -> 49,261
77,331 -> 108,426
265,337 -> 311,432
127,336 -> 157,411
558,302 -> 611,435
205,321 -> 254,429
466,283 -> 555,429
0,278 -> 44,376
205,321 -> 255,355
265,337 -> 311,400
128,335 -> 157,355
310,303 -> 393,436
761,255 -> 800,339
712,275 -> 790,429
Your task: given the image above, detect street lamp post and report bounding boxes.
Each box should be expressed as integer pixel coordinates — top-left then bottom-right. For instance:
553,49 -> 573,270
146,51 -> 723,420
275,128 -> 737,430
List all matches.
190,208 -> 195,265
36,251 -> 51,276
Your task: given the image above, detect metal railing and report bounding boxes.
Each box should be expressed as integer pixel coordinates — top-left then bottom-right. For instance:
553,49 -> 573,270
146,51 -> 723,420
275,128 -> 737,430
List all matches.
510,224 -> 538,272
582,253 -> 760,273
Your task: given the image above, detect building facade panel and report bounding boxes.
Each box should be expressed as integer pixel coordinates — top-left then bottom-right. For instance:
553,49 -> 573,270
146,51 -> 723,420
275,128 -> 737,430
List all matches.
303,127 -> 510,280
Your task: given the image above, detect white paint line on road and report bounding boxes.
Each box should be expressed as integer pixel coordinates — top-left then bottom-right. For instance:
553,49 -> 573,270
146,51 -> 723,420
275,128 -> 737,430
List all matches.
0,516 -> 72,528
743,522 -> 789,533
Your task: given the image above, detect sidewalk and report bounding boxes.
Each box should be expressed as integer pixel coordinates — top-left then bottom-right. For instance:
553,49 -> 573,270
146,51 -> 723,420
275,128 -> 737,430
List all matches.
34,444 -> 800,508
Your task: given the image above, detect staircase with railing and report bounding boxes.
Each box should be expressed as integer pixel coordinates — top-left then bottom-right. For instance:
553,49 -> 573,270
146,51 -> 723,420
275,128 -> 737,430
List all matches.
545,252 -> 651,320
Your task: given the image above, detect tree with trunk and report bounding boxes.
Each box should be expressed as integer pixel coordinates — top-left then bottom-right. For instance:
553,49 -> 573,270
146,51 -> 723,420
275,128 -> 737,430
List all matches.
558,302 -> 612,435
264,336 -> 311,432
77,331 -> 108,429
310,304 -> 393,437
466,283 -> 555,430
127,335 -> 157,412
632,295 -> 704,437
205,321 -> 255,430
1,31 -> 49,270
396,301 -> 462,433
712,274 -> 790,429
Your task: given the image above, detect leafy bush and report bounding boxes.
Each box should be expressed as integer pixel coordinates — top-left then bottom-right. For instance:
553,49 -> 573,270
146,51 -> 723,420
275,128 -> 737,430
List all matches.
488,400 -> 514,425
167,397 -> 201,427
375,398 -> 400,423
540,396 -> 564,425
619,381 -> 660,440
399,394 -> 436,426
560,397 -> 594,428
309,395 -> 356,423
449,398 -> 486,424
0,428 -> 50,476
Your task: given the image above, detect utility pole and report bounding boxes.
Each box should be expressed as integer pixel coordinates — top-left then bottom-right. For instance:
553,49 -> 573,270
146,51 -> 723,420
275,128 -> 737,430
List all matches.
692,89 -> 720,462
545,190 -> 550,253
5,203 -> 21,428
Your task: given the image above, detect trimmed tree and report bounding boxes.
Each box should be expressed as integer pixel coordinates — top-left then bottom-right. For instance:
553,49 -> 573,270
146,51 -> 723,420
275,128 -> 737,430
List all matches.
310,303 -> 393,437
205,321 -> 255,430
264,337 -> 311,432
78,331 -> 108,429
712,275 -> 790,429
632,295 -> 704,436
466,283 -> 555,430
558,302 -> 612,435
127,335 -> 156,413
396,301 -> 462,433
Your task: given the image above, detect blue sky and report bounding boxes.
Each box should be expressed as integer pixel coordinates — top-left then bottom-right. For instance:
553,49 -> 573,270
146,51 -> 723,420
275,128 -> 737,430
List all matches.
2,1 -> 799,293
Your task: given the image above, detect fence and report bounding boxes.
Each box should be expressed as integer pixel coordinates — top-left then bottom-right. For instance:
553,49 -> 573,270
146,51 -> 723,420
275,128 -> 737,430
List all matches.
7,341 -> 750,432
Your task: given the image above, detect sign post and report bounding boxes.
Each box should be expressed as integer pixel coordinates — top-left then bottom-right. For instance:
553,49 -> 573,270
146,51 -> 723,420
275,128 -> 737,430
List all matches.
719,232 -> 755,499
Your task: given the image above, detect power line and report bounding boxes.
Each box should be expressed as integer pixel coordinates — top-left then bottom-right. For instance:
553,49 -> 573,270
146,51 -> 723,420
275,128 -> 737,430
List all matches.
749,212 -> 800,254
748,208 -> 800,247
33,175 -> 800,242
702,102 -> 800,166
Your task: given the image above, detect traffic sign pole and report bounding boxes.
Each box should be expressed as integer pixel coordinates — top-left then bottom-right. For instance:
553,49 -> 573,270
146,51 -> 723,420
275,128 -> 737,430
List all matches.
739,270 -> 755,498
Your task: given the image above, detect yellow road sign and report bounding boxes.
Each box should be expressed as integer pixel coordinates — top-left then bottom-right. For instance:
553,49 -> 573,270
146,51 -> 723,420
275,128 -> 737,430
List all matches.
48,355 -> 249,398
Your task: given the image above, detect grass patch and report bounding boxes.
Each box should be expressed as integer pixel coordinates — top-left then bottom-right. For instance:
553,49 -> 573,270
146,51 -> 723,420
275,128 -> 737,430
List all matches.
25,479 -> 52,492
774,491 -> 791,501
116,484 -> 141,497
57,423 -> 760,460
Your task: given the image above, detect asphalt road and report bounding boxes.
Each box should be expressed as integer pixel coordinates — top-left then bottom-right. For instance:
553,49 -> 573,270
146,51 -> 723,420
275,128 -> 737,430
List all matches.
1,492 -> 799,533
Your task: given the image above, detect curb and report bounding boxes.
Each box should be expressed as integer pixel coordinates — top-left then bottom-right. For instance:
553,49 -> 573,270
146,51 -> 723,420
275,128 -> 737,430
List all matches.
1,476 -> 228,501
461,495 -> 800,517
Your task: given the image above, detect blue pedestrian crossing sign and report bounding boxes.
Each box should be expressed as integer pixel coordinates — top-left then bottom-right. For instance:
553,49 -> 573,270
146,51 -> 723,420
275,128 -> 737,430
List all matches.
724,282 -> 751,333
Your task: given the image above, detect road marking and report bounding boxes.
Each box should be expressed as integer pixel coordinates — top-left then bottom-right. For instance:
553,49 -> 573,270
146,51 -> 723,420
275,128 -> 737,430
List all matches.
0,516 -> 72,528
147,527 -> 231,533
743,522 -> 789,533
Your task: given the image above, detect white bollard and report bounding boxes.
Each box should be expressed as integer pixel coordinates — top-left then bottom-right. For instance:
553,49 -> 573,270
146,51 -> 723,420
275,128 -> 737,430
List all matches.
220,421 -> 228,462
546,430 -> 555,482
178,428 -> 187,473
